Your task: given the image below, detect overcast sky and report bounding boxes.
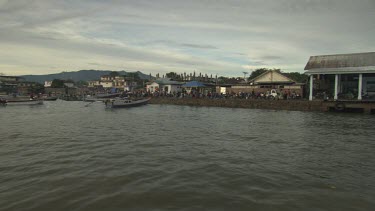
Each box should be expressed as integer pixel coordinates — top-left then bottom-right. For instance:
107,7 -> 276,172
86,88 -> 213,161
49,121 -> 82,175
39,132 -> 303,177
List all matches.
0,0 -> 374,76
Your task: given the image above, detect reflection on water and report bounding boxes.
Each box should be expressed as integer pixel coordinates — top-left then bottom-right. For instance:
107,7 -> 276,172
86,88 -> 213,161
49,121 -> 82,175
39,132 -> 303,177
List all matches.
0,100 -> 374,211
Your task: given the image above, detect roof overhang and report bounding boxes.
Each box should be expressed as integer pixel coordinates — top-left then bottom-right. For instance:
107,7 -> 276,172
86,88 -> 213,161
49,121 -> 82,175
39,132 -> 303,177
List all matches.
305,66 -> 375,75
254,81 -> 295,85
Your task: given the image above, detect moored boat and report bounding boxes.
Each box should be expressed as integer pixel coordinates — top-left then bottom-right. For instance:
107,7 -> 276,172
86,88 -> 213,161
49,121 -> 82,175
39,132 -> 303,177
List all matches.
4,99 -> 43,106
96,93 -> 121,98
43,96 -> 58,101
105,98 -> 150,108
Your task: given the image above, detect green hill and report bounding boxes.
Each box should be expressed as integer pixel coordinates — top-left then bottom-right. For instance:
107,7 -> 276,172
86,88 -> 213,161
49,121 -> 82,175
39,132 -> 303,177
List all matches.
21,70 -> 152,83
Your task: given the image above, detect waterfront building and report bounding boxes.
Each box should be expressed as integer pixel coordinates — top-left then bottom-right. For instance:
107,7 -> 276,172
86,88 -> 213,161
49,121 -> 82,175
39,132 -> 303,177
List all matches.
146,82 -> 158,93
88,80 -> 101,88
305,52 -> 375,101
17,81 -> 41,95
227,70 -> 304,97
0,76 -> 22,94
44,81 -> 52,87
0,76 -> 23,83
146,79 -> 184,94
100,75 -> 115,88
0,76 -> 43,95
182,81 -> 213,95
99,75 -> 138,91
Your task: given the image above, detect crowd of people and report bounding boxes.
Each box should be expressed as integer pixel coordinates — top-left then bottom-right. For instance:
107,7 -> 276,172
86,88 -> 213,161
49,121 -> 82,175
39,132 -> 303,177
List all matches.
126,89 -> 302,100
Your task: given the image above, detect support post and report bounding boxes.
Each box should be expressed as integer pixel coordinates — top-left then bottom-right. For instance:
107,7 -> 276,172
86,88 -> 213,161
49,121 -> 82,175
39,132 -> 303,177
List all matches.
334,74 -> 339,101
358,73 -> 363,100
309,75 -> 313,101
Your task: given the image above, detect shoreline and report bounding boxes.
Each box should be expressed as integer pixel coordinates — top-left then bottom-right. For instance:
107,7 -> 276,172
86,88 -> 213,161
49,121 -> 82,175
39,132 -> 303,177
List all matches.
149,97 -> 375,114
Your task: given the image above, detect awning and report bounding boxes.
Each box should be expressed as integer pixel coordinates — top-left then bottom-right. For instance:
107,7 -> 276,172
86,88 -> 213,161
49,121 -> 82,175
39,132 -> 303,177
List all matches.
182,81 -> 206,87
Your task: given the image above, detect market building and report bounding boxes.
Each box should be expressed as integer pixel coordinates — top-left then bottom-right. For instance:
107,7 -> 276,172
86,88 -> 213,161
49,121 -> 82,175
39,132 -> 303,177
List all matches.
227,70 -> 304,97
305,52 -> 375,101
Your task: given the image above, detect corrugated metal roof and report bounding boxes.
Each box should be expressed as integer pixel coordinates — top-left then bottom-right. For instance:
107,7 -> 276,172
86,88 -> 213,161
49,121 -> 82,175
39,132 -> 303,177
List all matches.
250,70 -> 295,84
305,66 -> 375,75
304,52 -> 375,70
182,81 -> 206,87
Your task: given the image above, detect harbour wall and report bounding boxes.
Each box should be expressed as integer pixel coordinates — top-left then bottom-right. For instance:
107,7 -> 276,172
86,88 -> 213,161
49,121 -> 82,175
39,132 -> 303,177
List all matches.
149,97 -> 375,114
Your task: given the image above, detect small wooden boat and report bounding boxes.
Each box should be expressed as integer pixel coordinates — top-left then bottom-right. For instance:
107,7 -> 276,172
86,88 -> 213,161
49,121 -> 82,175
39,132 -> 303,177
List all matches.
105,98 -> 150,108
4,99 -> 43,106
43,96 -> 58,101
96,93 -> 121,98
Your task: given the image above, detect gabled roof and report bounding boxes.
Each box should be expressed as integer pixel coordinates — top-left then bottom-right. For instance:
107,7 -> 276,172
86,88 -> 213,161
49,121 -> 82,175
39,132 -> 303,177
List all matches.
63,83 -> 75,88
250,70 -> 295,84
304,52 -> 375,74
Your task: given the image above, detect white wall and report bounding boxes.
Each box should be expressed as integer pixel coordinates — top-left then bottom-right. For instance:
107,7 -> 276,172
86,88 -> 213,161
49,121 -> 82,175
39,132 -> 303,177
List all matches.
146,82 -> 159,93
101,81 -> 113,88
44,81 -> 52,87
163,85 -> 182,94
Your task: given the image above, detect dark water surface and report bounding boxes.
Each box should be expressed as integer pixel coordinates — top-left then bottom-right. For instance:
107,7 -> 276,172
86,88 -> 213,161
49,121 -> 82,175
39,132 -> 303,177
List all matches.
1,100 -> 374,211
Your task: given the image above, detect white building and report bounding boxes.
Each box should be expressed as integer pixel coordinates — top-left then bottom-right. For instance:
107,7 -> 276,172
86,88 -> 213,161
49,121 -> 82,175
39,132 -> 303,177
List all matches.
44,81 -> 52,87
147,82 -> 160,93
146,80 -> 184,94
305,52 -> 375,101
100,81 -> 113,88
88,80 -> 101,87
98,75 -> 138,90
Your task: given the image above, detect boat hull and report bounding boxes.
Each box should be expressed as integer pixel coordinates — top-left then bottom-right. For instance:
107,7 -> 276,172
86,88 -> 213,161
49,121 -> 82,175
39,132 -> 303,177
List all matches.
84,97 -> 104,102
43,97 -> 58,101
5,100 -> 43,106
96,93 -> 121,98
105,98 -> 150,108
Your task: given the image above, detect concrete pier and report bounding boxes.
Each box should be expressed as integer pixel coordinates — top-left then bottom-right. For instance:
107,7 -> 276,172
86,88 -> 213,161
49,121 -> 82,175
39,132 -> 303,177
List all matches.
149,98 -> 375,114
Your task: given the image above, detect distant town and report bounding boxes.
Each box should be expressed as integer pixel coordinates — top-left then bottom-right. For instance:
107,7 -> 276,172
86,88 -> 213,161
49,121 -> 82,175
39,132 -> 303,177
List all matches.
1,52 -> 375,106
0,68 -> 306,100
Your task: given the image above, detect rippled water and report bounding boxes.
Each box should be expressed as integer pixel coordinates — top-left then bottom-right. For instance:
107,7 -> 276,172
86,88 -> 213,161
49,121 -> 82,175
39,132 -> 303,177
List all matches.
1,100 -> 374,211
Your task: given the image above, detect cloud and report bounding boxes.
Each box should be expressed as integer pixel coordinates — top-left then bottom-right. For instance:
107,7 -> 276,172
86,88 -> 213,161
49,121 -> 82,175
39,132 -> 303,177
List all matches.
87,62 -> 101,66
0,0 -> 374,76
259,56 -> 282,61
181,43 -> 218,50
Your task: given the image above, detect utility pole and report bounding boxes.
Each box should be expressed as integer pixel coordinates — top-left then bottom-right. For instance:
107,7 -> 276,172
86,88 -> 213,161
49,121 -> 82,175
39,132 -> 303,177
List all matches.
243,72 -> 249,82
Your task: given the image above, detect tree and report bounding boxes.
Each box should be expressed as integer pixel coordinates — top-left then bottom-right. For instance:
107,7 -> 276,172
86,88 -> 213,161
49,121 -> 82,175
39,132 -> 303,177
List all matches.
282,72 -> 308,83
76,80 -> 88,87
109,71 -> 120,77
28,83 -> 45,94
165,72 -> 181,80
248,68 -> 281,80
248,68 -> 267,80
126,72 -> 140,80
51,79 -> 65,88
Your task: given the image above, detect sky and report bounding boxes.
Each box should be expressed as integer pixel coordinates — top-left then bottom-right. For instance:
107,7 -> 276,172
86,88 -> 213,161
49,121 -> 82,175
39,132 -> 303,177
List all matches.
0,0 -> 374,76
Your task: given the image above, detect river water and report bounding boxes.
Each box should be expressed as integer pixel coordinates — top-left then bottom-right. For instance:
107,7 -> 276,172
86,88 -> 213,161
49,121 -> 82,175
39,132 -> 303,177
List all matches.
1,100 -> 374,211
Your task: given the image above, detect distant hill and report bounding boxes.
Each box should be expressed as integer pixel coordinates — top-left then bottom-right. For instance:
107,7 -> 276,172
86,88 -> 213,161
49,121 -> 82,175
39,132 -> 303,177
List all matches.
21,70 -> 152,83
